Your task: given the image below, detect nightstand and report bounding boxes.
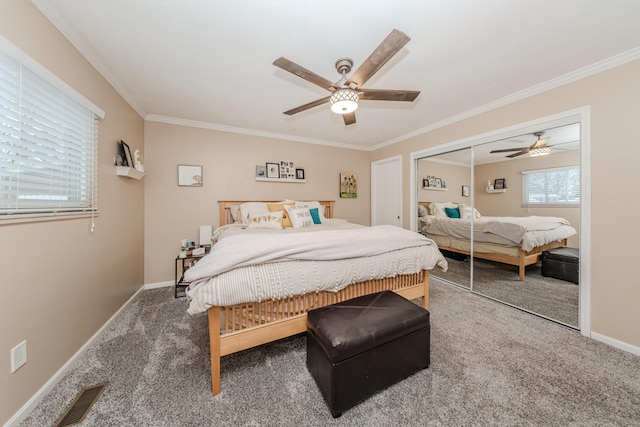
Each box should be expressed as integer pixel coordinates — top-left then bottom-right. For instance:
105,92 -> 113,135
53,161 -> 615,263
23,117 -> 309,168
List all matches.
174,251 -> 208,298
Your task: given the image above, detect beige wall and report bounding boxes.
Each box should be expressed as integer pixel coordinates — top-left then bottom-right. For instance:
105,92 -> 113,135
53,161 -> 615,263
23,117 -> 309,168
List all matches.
143,122 -> 371,284
372,59 -> 640,349
0,2 -> 145,425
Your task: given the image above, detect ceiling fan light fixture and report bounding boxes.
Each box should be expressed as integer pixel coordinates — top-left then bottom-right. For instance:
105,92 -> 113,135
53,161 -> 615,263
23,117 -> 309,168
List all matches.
530,146 -> 550,157
330,88 -> 359,114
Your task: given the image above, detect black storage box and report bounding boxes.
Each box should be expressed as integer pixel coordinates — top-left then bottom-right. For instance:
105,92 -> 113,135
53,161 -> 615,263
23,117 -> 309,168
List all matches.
306,291 -> 430,418
541,247 -> 579,284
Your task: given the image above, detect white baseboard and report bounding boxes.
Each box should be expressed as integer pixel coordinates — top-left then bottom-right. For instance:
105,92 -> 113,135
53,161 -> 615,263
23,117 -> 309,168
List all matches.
4,284 -> 146,427
591,332 -> 640,356
144,280 -> 173,290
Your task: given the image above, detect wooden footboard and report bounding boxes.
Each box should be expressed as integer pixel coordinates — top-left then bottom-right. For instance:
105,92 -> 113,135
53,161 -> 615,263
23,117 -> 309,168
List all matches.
437,239 -> 567,281
207,270 -> 430,395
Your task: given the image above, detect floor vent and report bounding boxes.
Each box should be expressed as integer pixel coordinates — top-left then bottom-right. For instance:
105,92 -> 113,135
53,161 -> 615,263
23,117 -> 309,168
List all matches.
55,383 -> 107,427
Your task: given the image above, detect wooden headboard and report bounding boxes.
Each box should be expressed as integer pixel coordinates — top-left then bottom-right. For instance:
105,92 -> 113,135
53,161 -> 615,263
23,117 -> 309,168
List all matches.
218,200 -> 335,226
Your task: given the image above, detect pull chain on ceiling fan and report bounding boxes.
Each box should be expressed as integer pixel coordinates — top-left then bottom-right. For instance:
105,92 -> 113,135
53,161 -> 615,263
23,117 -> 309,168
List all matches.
273,29 -> 420,126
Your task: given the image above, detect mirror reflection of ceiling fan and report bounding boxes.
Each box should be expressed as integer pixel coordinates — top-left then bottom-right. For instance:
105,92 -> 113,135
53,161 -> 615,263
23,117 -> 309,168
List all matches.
273,29 -> 420,125
490,132 -> 555,158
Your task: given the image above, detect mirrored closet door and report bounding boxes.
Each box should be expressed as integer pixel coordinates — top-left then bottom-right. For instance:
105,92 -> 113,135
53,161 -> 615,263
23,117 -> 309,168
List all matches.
417,123 -> 581,328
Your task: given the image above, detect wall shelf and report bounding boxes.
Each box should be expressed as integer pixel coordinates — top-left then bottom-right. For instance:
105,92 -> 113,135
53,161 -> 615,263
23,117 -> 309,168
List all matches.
116,166 -> 145,180
422,187 -> 447,191
486,188 -> 506,193
256,177 -> 306,183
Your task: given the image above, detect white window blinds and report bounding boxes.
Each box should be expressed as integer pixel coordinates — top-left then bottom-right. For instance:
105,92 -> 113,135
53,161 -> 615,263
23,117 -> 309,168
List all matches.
522,166 -> 580,206
0,48 -> 98,218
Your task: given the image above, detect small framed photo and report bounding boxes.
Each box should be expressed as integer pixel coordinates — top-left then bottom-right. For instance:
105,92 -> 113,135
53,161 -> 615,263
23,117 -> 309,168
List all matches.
266,162 -> 280,178
178,164 -> 203,187
429,177 -> 436,187
120,140 -> 133,168
296,168 -> 305,179
494,178 -> 506,189
441,180 -> 447,189
255,165 -> 266,177
462,185 -> 470,197
423,178 -> 429,188
435,178 -> 442,188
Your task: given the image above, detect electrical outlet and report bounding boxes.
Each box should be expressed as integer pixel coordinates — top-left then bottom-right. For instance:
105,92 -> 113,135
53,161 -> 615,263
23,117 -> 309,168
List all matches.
11,340 -> 27,373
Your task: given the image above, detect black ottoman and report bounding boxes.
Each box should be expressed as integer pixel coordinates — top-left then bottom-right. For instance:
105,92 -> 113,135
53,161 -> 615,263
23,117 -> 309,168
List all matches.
541,247 -> 579,284
306,291 -> 430,418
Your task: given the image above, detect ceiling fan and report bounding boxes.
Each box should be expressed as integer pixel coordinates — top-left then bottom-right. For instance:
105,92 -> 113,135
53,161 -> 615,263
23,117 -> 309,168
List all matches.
490,132 -> 554,158
273,29 -> 420,126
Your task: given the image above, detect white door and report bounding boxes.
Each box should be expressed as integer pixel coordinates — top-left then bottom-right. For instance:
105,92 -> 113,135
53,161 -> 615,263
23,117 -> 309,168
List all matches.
371,155 -> 402,226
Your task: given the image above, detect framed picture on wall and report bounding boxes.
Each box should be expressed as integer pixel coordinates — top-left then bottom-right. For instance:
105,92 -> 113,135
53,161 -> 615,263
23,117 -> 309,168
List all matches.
177,164 -> 203,186
494,178 -> 506,189
266,162 -> 280,178
462,185 -> 470,197
296,168 -> 305,179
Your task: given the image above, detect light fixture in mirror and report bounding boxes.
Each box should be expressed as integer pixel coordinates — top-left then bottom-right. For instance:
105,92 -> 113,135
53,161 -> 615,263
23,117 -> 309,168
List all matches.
530,146 -> 550,157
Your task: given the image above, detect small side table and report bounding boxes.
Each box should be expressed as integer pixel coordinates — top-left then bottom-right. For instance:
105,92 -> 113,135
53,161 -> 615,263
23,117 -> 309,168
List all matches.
174,252 -> 207,298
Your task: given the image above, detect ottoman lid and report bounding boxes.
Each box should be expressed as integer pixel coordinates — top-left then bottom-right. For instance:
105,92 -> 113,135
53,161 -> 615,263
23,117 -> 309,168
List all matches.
542,247 -> 579,262
307,291 -> 430,362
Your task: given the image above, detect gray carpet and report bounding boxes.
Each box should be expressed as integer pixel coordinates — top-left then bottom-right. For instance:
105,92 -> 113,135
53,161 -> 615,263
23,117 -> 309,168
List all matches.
18,282 -> 640,426
434,255 -> 579,327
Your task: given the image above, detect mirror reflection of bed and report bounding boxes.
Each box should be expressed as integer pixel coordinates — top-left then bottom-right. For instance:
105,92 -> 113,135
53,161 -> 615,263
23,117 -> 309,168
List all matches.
417,123 -> 581,328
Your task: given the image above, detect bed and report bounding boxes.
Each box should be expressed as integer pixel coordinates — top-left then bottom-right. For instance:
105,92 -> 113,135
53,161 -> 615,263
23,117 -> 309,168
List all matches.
418,201 -> 576,281
186,200 -> 447,395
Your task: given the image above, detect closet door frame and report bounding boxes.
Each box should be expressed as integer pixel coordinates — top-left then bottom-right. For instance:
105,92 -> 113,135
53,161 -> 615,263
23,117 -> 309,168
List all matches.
410,107 -> 591,337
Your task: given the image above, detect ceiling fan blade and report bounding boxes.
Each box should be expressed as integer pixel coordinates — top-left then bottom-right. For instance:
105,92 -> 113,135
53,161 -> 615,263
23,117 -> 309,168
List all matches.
273,57 -> 337,91
490,148 -> 528,153
346,29 -> 410,88
507,150 -> 529,158
343,112 -> 356,125
359,88 -> 420,101
283,96 -> 330,115
532,138 -> 549,148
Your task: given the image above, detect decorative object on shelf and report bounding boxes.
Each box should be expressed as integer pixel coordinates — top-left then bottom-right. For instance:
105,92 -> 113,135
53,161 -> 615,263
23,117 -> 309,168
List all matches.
462,185 -> 470,197
256,165 -> 266,177
423,178 -> 429,188
486,180 -> 494,191
119,140 -> 133,168
280,160 -> 296,179
133,149 -> 145,172
494,178 -> 506,189
296,168 -> 305,179
178,164 -> 203,187
266,162 -> 279,178
340,172 -> 358,198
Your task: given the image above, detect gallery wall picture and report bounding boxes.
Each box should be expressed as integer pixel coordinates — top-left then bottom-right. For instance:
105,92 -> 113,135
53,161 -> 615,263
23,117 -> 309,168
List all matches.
178,164 -> 203,186
340,172 -> 358,198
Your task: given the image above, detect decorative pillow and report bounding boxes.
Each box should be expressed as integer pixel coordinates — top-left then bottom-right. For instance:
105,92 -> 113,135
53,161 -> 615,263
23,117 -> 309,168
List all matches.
229,205 -> 241,223
417,205 -> 428,217
239,202 -> 269,225
284,205 -> 313,228
429,202 -> 457,217
247,211 -> 283,229
444,207 -> 460,218
309,207 -> 322,224
267,203 -> 294,227
295,201 -> 327,221
458,203 -> 482,219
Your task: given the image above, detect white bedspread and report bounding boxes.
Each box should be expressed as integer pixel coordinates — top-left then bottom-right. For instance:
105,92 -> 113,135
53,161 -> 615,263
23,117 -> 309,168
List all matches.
483,216 -> 571,244
185,225 -> 447,314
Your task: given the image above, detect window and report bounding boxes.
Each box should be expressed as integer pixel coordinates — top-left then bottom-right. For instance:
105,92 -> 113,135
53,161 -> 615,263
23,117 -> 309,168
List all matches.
0,48 -> 99,219
522,166 -> 580,206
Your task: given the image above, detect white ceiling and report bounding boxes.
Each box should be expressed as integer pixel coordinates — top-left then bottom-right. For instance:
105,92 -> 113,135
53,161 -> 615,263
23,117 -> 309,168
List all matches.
33,0 -> 640,150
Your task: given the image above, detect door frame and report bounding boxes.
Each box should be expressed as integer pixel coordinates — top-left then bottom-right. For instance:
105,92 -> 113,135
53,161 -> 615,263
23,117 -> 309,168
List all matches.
371,155 -> 403,226
409,106 -> 591,337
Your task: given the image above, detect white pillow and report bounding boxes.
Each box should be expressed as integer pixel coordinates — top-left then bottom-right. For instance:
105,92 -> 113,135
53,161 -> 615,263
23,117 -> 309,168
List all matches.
228,205 -> 241,223
457,203 -> 482,219
239,202 -> 269,225
295,201 -> 328,221
285,205 -> 313,228
418,205 -> 428,217
247,211 -> 283,229
429,202 -> 457,218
